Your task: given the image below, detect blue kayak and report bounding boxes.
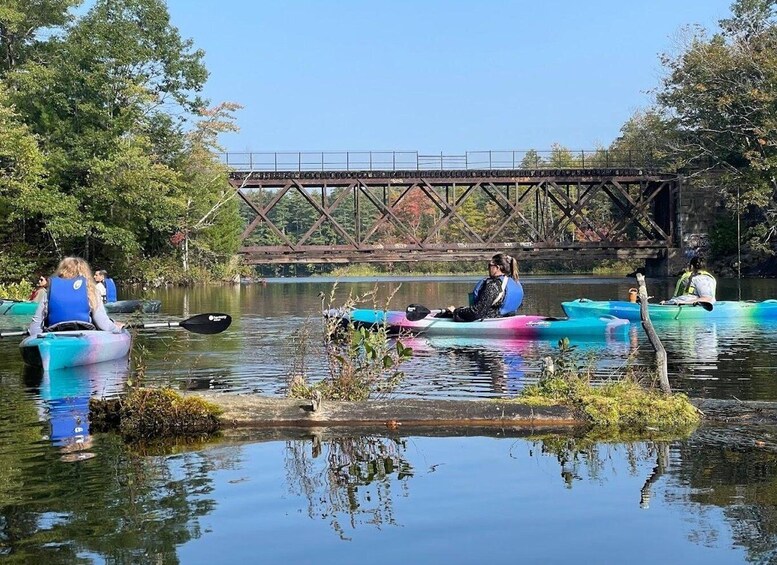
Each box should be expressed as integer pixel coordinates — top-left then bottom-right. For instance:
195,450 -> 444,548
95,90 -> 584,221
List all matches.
562,298 -> 777,322
20,330 -> 132,371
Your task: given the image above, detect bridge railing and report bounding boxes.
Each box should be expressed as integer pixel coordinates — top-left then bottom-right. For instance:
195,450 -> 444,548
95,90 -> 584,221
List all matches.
220,150 -> 666,172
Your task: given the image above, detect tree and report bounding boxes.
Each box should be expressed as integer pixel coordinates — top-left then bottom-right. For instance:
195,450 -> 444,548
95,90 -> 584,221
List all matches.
656,0 -> 777,256
175,102 -> 243,273
5,0 -> 210,268
0,0 -> 80,74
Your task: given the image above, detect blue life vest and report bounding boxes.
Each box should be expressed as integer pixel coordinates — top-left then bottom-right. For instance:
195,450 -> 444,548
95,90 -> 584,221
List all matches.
48,396 -> 91,446
501,277 -> 524,315
105,278 -> 117,302
471,276 -> 524,316
47,276 -> 91,326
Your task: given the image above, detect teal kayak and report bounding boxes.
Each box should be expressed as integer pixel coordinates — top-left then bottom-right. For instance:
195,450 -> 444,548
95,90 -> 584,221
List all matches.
105,299 -> 162,314
1,298 -> 162,317
20,330 -> 132,371
562,298 -> 777,322
342,308 -> 630,339
0,299 -> 38,316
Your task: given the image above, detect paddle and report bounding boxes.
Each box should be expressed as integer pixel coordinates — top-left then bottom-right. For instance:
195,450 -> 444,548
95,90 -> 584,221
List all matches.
696,299 -> 714,312
406,304 -> 433,322
0,313 -> 232,339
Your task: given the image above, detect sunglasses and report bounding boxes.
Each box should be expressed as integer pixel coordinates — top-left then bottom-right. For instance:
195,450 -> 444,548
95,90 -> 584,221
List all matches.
488,262 -> 498,267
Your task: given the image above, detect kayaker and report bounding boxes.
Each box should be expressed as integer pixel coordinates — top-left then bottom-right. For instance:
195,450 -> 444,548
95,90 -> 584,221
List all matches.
663,256 -> 717,305
442,253 -> 524,322
28,257 -> 124,336
94,270 -> 108,303
96,270 -> 118,302
28,275 -> 48,303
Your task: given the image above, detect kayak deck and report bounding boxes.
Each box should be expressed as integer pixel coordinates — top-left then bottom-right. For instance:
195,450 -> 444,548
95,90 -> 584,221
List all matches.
343,309 -> 630,339
0,300 -> 38,316
105,299 -> 162,314
20,330 -> 132,371
562,298 -> 777,322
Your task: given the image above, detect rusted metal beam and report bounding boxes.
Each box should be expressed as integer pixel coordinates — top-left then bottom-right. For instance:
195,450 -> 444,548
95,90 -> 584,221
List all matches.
232,169 -> 679,264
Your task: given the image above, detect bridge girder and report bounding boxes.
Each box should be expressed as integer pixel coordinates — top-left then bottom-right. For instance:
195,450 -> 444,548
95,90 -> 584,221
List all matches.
230,169 -> 679,265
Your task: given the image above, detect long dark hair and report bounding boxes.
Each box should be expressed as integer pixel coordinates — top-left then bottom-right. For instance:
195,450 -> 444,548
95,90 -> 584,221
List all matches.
491,253 -> 520,282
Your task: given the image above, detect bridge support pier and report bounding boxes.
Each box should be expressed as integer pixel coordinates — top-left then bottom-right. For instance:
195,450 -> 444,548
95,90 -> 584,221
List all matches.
645,254 -> 669,278
644,249 -> 686,278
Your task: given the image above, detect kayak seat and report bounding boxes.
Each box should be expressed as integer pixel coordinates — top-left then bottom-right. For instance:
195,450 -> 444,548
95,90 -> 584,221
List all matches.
46,321 -> 96,332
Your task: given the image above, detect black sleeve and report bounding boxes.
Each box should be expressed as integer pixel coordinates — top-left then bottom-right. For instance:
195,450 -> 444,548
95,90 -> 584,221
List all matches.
454,279 -> 501,322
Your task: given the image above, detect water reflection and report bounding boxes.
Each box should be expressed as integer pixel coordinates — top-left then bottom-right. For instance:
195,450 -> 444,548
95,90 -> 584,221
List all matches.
0,427 -> 776,561
401,334 -> 636,396
285,434 -> 413,540
23,359 -> 128,461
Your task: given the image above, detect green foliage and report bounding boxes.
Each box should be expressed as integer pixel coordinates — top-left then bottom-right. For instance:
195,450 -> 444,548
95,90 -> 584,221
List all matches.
0,0 -> 80,74
288,286 -> 413,402
0,253 -> 38,285
0,279 -> 33,300
520,339 -> 700,431
710,216 -> 740,256
90,387 -> 222,441
651,0 -> 777,260
119,255 -> 213,286
0,0 -> 243,281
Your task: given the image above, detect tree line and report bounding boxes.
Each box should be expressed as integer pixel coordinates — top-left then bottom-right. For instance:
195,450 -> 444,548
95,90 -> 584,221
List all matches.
0,0 -> 243,284
1,0 -> 776,283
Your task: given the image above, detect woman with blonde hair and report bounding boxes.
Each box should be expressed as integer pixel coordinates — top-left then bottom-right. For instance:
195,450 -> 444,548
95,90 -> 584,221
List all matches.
28,257 -> 123,336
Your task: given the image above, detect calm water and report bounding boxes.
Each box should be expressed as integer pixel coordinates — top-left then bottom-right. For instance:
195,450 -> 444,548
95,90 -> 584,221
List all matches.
2,275 -> 777,562
5,275 -> 773,400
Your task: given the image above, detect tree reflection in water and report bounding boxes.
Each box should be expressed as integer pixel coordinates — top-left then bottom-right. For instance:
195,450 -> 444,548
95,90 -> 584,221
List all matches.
285,434 -> 413,539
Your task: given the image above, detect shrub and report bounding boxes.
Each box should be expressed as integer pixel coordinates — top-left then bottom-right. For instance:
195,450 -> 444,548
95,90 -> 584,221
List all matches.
90,387 -> 222,440
520,339 -> 700,432
287,284 -> 413,402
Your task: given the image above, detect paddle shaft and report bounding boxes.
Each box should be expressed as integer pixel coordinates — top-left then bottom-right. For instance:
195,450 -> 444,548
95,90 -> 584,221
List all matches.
0,313 -> 232,338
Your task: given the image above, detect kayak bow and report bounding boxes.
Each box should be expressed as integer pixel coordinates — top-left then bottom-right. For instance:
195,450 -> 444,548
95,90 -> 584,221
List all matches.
20,330 -> 132,371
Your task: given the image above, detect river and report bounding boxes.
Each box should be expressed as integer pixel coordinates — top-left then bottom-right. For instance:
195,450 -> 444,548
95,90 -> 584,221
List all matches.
0,275 -> 776,562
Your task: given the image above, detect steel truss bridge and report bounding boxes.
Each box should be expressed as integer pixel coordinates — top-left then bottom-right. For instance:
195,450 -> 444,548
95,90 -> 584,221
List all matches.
227,151 -> 679,266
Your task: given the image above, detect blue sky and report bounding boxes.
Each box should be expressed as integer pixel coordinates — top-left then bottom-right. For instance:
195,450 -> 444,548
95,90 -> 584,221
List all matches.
165,0 -> 734,154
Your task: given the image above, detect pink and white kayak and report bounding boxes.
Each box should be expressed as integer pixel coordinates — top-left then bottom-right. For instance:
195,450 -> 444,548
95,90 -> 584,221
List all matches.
340,309 -> 630,340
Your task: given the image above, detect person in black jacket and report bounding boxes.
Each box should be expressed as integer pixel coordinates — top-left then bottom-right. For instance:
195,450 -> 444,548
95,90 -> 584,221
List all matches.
441,253 -> 524,322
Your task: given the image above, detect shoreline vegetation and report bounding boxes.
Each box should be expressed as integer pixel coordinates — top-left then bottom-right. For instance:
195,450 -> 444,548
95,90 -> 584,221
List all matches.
0,262 -> 643,301
3,1 -> 777,286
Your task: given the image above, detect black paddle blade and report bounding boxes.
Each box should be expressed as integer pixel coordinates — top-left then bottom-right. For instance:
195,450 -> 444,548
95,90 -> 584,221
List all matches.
179,313 -> 232,334
406,304 -> 431,322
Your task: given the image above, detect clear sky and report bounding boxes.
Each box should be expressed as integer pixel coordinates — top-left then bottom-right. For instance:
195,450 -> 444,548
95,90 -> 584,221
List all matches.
164,0 -> 734,154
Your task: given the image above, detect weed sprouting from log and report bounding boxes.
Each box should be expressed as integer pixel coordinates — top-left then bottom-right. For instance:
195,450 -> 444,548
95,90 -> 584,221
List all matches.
521,338 -> 700,432
91,388 -> 222,441
287,283 -> 413,402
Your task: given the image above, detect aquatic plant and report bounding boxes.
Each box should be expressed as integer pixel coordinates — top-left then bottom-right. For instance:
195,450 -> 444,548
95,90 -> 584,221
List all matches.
90,387 -> 222,441
287,284 -> 413,402
519,339 -> 700,432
